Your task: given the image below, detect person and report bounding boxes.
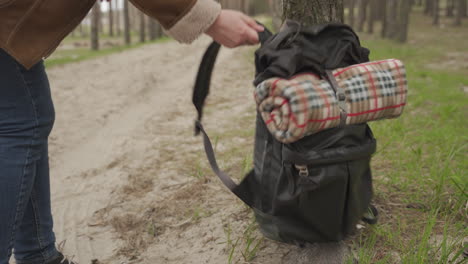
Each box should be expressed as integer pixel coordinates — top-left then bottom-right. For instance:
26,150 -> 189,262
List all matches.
0,1 -> 264,263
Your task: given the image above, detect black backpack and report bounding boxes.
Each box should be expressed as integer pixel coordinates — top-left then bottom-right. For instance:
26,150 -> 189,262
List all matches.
193,22 -> 378,244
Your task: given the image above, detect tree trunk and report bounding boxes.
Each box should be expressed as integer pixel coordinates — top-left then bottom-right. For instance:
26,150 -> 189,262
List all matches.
454,0 -> 464,25
269,0 -> 282,31
446,0 -> 455,16
98,6 -> 103,34
397,0 -> 411,42
79,23 -> 85,38
356,0 -> 368,32
461,0 -> 467,17
148,19 -> 161,40
386,0 -> 398,38
139,12 -> 146,43
282,0 -> 344,25
432,0 -> 439,25
91,2 -> 100,50
109,0 -> 114,37
381,0 -> 388,37
123,0 -> 131,45
348,0 -> 356,28
116,0 -> 121,37
366,0 -> 376,33
280,2 -> 350,262
424,0 -> 434,15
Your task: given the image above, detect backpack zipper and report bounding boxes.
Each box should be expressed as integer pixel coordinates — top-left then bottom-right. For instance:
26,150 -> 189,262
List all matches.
294,164 -> 309,177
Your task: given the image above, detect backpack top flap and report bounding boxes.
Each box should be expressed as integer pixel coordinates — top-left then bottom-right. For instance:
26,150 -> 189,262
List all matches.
254,21 -> 370,85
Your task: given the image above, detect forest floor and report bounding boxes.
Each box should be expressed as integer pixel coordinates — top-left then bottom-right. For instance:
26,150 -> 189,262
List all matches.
39,9 -> 466,264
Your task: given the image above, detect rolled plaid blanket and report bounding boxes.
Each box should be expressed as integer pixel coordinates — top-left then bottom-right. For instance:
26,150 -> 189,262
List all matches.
255,59 -> 408,143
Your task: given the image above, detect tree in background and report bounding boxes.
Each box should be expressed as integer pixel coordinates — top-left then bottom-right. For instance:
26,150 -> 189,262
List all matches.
115,1 -> 122,37
148,19 -> 162,41
366,0 -> 376,34
397,0 -> 412,42
357,0 -> 369,31
380,0 -> 388,38
386,0 -> 399,38
454,0 -> 466,25
123,0 -> 131,45
446,0 -> 455,17
348,0 -> 356,27
91,2 -> 100,50
109,0 -> 114,37
433,0 -> 440,25
139,12 -> 146,43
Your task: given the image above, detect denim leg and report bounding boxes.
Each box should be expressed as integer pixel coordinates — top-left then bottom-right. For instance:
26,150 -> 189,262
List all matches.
0,49 -> 57,264
14,145 -> 58,264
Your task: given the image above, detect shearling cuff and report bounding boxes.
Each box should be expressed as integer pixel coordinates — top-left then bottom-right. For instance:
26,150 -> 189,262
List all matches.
166,0 -> 221,44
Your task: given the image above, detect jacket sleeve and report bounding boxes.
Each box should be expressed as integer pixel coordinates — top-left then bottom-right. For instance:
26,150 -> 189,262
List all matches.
129,0 -> 221,43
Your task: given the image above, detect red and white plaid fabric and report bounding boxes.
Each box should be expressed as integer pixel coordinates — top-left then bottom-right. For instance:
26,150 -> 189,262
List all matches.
255,59 -> 408,143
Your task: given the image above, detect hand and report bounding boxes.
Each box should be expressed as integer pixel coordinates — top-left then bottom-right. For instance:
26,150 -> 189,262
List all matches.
205,10 -> 265,48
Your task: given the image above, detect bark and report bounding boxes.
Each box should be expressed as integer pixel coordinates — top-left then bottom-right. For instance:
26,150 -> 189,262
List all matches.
348,0 -> 356,28
397,0 -> 411,42
124,0 -> 131,45
356,0 -> 369,32
79,23 -> 85,38
432,0 -> 439,25
148,19 -> 162,40
91,2 -> 100,50
381,0 -> 388,38
139,12 -> 146,43
424,0 -> 433,15
366,0 -> 376,34
99,6 -> 103,34
282,0 -> 344,25
454,0 -> 464,25
109,0 -> 114,37
461,0 -> 467,17
386,0 -> 398,39
116,0 -> 121,37
446,0 -> 455,16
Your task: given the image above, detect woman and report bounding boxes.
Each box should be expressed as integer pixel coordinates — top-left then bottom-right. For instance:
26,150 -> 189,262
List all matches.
0,1 -> 264,263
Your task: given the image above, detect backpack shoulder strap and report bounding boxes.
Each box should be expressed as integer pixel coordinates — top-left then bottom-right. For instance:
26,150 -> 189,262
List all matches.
192,23 -> 273,205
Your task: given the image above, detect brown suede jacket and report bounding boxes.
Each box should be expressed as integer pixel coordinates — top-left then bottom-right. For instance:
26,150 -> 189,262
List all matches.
0,0 -> 221,69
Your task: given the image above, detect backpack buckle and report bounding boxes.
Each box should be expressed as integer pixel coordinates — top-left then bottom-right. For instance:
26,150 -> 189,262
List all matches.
294,164 -> 309,177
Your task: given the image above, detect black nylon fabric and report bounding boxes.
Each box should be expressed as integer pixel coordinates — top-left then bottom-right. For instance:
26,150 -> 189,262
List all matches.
233,22 -> 376,243
254,21 -> 370,85
192,21 -> 377,245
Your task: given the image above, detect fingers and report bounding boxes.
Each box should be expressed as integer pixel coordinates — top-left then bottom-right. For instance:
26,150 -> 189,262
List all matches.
241,14 -> 265,32
244,27 -> 260,45
205,9 -> 265,48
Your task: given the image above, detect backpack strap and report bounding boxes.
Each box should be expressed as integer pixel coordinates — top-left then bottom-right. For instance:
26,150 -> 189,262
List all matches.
193,22 -> 272,134
192,23 -> 273,204
325,70 -> 348,127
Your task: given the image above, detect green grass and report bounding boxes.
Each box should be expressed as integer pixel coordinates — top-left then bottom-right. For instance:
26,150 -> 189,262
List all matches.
44,35 -> 170,68
350,9 -> 468,263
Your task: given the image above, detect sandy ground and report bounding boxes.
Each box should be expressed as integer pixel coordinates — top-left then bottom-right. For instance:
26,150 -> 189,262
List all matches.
44,38 -> 349,264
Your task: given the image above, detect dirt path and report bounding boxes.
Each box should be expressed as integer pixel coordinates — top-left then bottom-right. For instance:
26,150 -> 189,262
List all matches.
46,38 -> 348,264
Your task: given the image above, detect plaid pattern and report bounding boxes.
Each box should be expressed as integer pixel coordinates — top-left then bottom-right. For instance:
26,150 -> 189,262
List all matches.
255,59 -> 408,143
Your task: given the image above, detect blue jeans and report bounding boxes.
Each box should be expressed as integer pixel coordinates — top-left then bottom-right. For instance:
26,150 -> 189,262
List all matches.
0,49 -> 59,264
